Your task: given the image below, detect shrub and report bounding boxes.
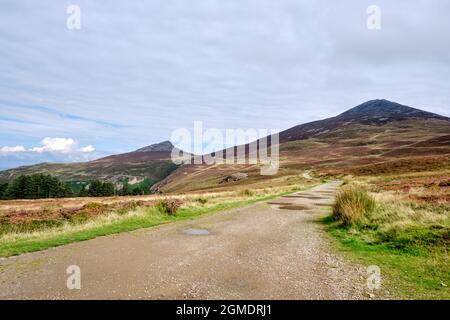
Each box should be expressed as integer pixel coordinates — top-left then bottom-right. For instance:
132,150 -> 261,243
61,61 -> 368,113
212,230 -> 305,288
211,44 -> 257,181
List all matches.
76,202 -> 108,218
81,202 -> 107,210
239,189 -> 254,197
113,201 -> 144,215
156,198 -> 182,215
196,197 -> 208,204
333,187 -> 376,225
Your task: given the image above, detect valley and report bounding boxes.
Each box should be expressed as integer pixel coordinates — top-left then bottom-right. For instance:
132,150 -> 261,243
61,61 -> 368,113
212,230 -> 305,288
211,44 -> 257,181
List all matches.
0,99 -> 449,299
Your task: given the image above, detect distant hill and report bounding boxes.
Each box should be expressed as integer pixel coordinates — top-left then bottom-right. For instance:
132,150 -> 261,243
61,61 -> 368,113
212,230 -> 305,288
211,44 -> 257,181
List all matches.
0,141 -> 180,187
152,100 -> 450,193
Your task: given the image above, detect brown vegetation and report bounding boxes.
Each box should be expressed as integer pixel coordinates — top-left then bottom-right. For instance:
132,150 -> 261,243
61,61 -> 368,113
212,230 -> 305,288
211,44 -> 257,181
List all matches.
156,198 -> 183,215
0,200 -> 152,225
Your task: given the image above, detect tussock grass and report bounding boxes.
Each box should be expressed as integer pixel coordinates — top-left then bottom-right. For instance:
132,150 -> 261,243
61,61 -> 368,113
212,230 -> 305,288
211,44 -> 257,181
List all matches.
156,198 -> 183,215
238,189 -> 254,197
195,197 -> 208,204
326,179 -> 450,299
333,187 -> 376,225
332,183 -> 449,248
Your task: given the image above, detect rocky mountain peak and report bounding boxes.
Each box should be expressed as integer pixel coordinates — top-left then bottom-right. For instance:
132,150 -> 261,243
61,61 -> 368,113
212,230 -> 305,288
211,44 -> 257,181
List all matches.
134,141 -> 174,153
337,99 -> 448,123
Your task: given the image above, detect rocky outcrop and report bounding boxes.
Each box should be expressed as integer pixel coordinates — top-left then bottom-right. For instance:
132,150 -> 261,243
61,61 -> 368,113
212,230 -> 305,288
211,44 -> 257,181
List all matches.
220,172 -> 248,183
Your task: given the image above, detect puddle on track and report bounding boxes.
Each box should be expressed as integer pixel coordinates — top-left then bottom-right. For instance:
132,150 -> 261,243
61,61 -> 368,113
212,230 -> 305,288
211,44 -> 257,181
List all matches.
183,228 -> 210,235
284,195 -> 327,200
268,202 -> 294,206
278,204 -> 310,210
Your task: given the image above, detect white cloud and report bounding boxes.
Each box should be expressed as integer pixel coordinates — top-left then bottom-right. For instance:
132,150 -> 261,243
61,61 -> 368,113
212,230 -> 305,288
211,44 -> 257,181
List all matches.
0,145 -> 26,153
30,137 -> 76,154
80,145 -> 95,153
0,137 -> 96,155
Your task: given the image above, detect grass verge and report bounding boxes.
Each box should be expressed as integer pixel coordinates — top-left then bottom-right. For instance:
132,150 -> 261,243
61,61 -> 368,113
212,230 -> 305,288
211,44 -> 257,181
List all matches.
0,184 -> 314,257
323,184 -> 449,300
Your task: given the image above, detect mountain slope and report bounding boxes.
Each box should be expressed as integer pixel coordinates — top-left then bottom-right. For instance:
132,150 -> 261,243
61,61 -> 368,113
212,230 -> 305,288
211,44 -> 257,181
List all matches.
1,100 -> 449,192
153,100 -> 450,193
279,99 -> 448,142
0,141 -> 180,186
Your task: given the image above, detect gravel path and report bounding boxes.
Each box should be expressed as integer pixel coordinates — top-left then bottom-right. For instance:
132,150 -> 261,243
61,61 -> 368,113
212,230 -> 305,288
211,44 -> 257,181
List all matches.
0,181 -> 370,299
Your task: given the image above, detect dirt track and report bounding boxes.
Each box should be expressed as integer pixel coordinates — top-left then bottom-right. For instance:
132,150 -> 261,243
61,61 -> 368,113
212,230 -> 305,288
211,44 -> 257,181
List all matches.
0,181 -> 370,299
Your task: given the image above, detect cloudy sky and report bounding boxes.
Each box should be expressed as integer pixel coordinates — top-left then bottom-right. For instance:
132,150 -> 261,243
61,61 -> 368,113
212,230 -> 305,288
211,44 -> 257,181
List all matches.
0,0 -> 449,169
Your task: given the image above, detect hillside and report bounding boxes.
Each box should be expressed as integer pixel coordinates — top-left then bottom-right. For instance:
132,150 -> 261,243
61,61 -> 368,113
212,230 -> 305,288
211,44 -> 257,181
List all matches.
1,100 -> 449,193
0,141 -> 180,187
152,100 -> 450,193
279,99 -> 448,142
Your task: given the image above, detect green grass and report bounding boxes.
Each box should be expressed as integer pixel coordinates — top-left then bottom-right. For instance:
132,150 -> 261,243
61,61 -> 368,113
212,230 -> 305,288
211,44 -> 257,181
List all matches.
323,187 -> 450,299
323,204 -> 450,299
0,185 -> 312,257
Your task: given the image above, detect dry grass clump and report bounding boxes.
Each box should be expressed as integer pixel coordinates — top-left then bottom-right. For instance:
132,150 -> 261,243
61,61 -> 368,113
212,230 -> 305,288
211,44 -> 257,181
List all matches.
333,186 -> 376,225
156,198 -> 183,215
238,189 -> 254,197
332,181 -> 450,249
76,202 -> 108,217
195,197 -> 208,204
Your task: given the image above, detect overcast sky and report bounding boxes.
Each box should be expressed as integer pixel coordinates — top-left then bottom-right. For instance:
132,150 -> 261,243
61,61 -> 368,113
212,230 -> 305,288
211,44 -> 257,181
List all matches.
0,0 -> 449,169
